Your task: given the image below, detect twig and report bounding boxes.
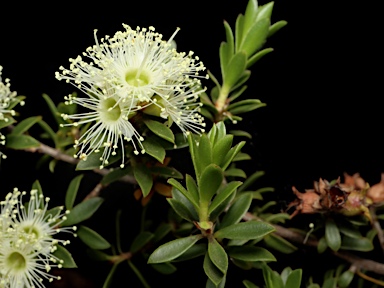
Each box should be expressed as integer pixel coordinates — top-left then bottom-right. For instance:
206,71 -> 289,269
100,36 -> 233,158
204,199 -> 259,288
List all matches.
83,182 -> 105,201
355,269 -> 384,286
24,142 -> 137,184
243,212 -> 384,275
370,206 -> 384,254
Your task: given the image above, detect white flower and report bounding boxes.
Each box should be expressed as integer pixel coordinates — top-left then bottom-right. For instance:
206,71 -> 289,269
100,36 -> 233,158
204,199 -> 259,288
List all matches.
60,89 -> 145,169
56,25 -> 207,167
0,188 -> 76,288
8,189 -> 75,252
0,237 -> 62,288
0,66 -> 17,121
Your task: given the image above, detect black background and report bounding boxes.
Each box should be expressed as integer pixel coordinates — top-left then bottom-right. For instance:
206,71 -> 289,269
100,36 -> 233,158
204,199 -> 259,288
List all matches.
0,0 -> 382,287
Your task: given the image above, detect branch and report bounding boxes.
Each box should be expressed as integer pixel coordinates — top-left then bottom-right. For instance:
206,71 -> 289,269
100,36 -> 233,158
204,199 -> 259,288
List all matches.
24,141 -> 137,184
244,212 -> 384,275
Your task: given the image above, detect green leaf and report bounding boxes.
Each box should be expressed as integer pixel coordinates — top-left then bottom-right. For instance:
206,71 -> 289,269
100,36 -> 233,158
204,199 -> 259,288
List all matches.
228,246 -> 276,262
133,164 -> 153,198
101,166 -> 133,185
220,42 -> 232,79
167,198 -> 196,222
144,119 -> 175,143
172,243 -> 207,262
199,164 -> 224,205
212,135 -> 233,167
185,174 -> 199,206
102,262 -> 119,288
207,277 -> 226,288
0,116 -> 16,129
172,187 -> 199,220
341,236 -> 373,252
209,192 -> 236,222
77,225 -> 111,250
209,181 -> 242,214
76,149 -> 120,170
222,193 -> 252,229
5,134 -> 40,149
221,141 -> 246,171
243,0 -> 259,35
148,234 -> 202,263
149,166 -> 183,179
153,223 -> 172,243
235,14 -> 245,52
222,52 -> 247,93
188,133 -> 213,185
212,122 -> 227,144
61,197 -> 104,226
31,180 -> 43,196
264,213 -> 290,224
228,129 -> 252,139
285,269 -> 303,288
322,277 -> 337,288
224,168 -> 246,178
238,171 -> 265,192
224,20 -> 234,58
10,116 -> 42,136
337,270 -> 354,288
215,221 -> 275,240
65,174 -> 83,210
239,18 -> 270,57
52,245 -> 77,268
42,93 -> 62,125
264,234 -> 298,254
243,280 -> 259,288
142,136 -> 166,163
268,20 -> 288,38
204,252 -> 225,286
262,264 -> 284,288
228,86 -> 248,103
338,221 -> 362,238
247,48 -> 274,68
228,99 -> 266,115
38,120 -> 59,147
317,236 -> 328,254
130,231 -> 154,253
168,178 -> 199,209
325,218 -> 341,251
208,238 -> 228,274
255,2 -> 274,22
151,262 -> 177,275
229,70 -> 251,93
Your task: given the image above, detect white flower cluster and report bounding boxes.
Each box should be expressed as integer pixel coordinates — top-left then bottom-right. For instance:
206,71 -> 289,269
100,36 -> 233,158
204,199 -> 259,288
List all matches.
56,25 -> 208,168
0,66 -> 19,160
0,66 -> 17,122
0,189 -> 76,288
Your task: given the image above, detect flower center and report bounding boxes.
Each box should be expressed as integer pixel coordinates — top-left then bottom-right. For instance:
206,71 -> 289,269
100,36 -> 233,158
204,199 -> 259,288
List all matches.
6,252 -> 26,271
23,225 -> 40,239
125,69 -> 150,87
100,98 -> 121,122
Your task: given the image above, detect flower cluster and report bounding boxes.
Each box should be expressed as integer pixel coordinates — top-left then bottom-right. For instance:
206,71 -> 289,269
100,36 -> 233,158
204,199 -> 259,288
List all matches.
0,188 -> 76,287
56,25 -> 207,168
0,66 -> 18,160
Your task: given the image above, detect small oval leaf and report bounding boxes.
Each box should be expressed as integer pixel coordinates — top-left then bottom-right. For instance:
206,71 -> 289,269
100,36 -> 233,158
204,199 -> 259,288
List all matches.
215,221 -> 275,240
148,234 -> 202,263
77,225 -> 111,250
61,197 -> 104,226
52,245 -> 77,268
325,218 -> 341,251
65,174 -> 84,210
